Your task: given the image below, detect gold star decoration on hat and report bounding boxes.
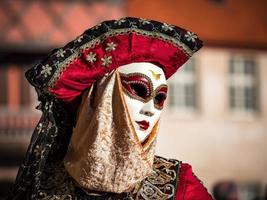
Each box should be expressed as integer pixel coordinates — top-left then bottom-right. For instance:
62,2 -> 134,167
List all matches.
40,64 -> 52,78
56,48 -> 66,58
86,52 -> 97,63
149,69 -> 161,80
106,42 -> 117,52
101,55 -> 112,67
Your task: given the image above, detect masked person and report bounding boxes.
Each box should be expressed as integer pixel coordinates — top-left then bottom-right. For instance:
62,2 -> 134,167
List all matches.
8,17 -> 213,200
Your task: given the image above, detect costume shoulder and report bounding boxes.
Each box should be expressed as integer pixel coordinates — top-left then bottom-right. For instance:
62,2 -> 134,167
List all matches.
175,163 -> 213,200
135,156 -> 181,200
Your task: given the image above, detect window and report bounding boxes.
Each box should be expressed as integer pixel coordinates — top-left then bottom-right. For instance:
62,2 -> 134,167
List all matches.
168,59 -> 197,111
229,56 -> 258,113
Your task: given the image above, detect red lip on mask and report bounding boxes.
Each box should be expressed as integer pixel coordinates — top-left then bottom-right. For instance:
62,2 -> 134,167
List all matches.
135,120 -> 150,130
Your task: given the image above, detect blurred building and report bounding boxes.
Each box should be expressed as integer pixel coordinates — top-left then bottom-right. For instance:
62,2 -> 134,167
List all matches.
0,0 -> 267,199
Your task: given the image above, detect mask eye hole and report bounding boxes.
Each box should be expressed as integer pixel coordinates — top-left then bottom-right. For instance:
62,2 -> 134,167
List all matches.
130,83 -> 149,99
154,92 -> 167,107
120,73 -> 152,102
154,85 -> 168,109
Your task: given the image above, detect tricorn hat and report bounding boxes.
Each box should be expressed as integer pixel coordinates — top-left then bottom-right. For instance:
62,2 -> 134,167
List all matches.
27,17 -> 202,107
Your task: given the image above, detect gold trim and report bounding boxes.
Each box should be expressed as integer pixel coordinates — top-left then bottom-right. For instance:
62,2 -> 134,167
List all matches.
119,72 -> 168,111
119,72 -> 153,103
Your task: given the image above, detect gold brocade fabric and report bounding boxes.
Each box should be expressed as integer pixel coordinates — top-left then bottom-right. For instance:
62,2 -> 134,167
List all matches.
64,70 -> 158,194
37,156 -> 181,200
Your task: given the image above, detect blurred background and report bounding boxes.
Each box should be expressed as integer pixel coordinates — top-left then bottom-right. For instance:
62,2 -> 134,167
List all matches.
0,0 -> 266,199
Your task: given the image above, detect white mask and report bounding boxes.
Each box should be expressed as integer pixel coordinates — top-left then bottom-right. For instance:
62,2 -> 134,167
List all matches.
118,62 -> 167,143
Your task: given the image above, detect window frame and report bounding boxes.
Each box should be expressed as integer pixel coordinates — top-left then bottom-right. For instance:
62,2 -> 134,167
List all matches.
167,58 -> 199,113
228,55 -> 259,114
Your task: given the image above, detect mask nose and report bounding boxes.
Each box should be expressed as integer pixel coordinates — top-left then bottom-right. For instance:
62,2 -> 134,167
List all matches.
140,100 -> 155,117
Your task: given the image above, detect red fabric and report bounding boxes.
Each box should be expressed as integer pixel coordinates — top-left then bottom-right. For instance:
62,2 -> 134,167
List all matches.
175,163 -> 213,200
50,33 -> 188,106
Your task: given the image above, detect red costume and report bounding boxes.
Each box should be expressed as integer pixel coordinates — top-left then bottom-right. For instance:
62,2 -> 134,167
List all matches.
176,163 -> 213,199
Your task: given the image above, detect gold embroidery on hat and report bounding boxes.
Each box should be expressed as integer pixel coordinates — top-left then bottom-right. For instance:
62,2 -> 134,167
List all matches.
161,23 -> 174,32
138,18 -> 151,25
114,18 -> 126,25
86,52 -> 97,63
105,42 -> 117,52
185,31 -> 198,42
74,35 -> 84,43
56,48 -> 66,58
40,64 -> 52,78
101,55 -> 112,67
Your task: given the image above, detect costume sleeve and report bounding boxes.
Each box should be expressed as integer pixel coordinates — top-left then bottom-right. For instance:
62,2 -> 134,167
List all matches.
175,163 -> 213,200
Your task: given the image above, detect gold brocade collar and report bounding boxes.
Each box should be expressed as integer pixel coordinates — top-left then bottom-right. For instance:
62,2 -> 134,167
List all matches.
38,156 -> 181,200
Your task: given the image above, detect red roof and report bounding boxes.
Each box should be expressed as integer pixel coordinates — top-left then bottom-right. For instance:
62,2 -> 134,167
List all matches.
0,1 -> 125,50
